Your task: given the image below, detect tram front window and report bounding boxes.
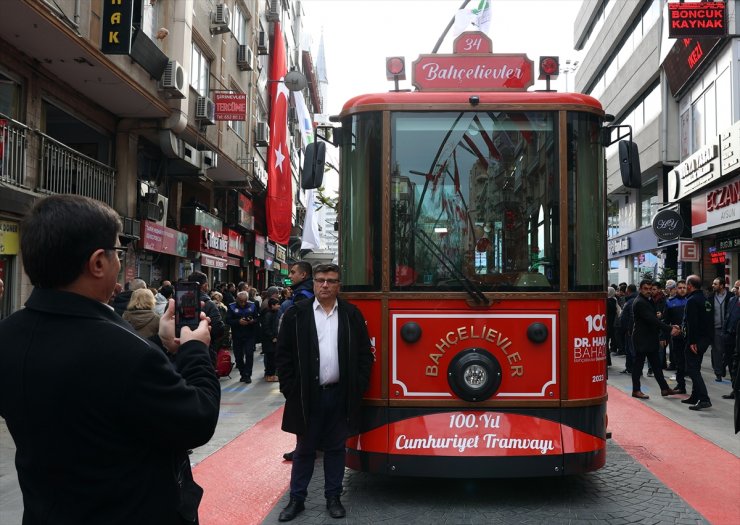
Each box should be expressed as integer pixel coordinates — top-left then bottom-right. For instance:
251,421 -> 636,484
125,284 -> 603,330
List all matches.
391,111 -> 559,291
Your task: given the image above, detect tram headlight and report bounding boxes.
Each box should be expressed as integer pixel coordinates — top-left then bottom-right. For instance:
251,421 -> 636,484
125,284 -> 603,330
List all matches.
447,348 -> 502,402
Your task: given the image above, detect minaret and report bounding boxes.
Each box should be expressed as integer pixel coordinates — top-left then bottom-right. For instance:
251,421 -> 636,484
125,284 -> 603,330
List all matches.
316,30 -> 329,115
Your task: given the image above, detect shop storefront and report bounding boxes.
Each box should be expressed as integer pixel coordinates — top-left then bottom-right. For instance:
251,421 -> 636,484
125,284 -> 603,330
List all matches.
0,219 -> 20,319
669,120 -> 740,282
608,226 -> 664,285
138,220 -> 188,284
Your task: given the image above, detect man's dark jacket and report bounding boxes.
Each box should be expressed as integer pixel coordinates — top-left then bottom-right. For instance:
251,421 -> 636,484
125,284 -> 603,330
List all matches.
275,297 -> 373,435
0,289 -> 221,524
631,293 -> 672,354
683,289 -> 712,347
278,277 -> 314,319
111,289 -> 133,315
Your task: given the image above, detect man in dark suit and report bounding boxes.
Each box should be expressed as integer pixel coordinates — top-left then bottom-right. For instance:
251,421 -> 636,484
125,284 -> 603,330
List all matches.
276,263 -> 373,522
630,279 -> 679,399
682,274 -> 713,410
0,195 -> 220,524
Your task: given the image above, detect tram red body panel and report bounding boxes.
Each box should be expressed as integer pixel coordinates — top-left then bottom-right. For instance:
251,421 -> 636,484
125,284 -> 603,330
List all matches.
389,308 -> 559,400
351,300 -> 383,399
566,300 -> 608,399
348,412 -> 605,457
342,91 -> 604,114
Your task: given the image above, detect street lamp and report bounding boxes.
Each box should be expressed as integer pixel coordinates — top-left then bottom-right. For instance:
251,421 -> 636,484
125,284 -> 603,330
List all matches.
560,59 -> 580,92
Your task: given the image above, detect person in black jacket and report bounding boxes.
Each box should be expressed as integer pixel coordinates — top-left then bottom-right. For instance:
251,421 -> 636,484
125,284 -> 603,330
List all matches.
275,263 -> 373,522
0,195 -> 220,524
682,274 -> 713,410
188,271 -> 226,365
225,290 -> 260,383
261,297 -> 281,381
630,279 -> 679,399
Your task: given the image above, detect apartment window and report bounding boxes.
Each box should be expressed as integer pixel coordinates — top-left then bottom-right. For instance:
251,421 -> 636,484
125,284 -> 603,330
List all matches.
0,71 -> 22,119
716,68 -> 731,134
191,43 -> 210,97
233,5 -> 247,45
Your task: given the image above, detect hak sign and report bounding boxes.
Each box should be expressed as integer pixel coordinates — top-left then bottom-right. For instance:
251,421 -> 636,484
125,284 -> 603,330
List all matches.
101,0 -> 134,55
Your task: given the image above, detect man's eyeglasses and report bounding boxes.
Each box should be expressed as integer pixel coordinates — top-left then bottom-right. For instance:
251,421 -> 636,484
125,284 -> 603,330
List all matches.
315,278 -> 340,285
103,247 -> 127,261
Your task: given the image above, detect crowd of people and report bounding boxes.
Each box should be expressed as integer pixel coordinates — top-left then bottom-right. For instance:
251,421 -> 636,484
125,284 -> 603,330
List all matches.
606,277 -> 739,410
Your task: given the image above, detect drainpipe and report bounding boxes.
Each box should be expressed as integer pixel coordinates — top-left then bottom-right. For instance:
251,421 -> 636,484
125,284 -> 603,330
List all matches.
74,0 -> 80,26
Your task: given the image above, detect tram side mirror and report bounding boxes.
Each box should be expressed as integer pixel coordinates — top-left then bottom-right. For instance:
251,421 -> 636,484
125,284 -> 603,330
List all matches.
301,141 -> 325,190
618,140 -> 642,189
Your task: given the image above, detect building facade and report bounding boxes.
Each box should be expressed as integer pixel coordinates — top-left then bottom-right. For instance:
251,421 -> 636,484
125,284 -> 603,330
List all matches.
0,0 -> 322,317
574,0 -> 740,286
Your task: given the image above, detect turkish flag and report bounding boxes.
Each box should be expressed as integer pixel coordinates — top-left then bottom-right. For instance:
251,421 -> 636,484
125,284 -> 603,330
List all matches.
266,22 -> 292,245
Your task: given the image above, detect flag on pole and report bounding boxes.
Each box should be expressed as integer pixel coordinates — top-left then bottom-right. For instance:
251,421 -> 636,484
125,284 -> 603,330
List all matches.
301,189 -> 321,250
266,21 -> 292,245
452,0 -> 491,37
292,91 -> 314,149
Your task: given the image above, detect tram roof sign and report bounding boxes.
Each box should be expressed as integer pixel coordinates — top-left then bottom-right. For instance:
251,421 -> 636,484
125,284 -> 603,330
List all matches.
412,32 -> 534,92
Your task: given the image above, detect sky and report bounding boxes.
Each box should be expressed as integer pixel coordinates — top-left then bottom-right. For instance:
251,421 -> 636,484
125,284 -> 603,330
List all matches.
302,0 -> 586,115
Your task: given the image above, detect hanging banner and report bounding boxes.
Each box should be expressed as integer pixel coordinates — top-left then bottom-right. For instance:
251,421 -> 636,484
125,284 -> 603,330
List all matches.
101,0 -> 134,55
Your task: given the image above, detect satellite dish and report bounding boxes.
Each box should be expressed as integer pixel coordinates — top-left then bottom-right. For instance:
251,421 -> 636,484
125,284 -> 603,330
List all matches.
284,70 -> 307,92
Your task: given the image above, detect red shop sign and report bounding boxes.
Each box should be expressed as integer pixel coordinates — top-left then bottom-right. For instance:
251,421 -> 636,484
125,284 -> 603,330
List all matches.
225,228 -> 245,256
213,92 -> 247,121
183,225 -> 228,257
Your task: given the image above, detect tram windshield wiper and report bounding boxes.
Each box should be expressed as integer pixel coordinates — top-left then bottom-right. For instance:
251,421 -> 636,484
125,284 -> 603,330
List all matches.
413,227 -> 489,305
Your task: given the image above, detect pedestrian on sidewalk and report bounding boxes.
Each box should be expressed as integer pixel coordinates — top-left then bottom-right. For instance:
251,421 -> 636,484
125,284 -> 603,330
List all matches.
261,297 -> 281,381
721,280 -> 740,400
681,274 -> 713,411
709,277 -> 730,382
226,290 -> 260,383
275,263 -> 373,522
0,194 -> 220,524
663,280 -> 689,393
629,279 -> 679,400
620,284 -> 638,374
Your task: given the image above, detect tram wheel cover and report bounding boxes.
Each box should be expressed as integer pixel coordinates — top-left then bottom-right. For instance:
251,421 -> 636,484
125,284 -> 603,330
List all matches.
447,348 -> 502,402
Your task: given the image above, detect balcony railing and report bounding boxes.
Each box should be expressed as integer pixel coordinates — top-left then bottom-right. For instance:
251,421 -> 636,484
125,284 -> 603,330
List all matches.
39,132 -> 115,206
0,115 -> 29,187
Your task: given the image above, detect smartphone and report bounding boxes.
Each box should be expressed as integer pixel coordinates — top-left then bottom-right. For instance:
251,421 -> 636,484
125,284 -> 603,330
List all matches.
174,281 -> 201,337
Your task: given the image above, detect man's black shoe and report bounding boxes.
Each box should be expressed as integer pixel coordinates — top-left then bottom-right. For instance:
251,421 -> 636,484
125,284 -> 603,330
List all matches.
620,369 -> 630,374
326,496 -> 346,519
721,392 -> 735,399
688,400 -> 712,411
283,450 -> 295,461
673,388 -> 687,394
715,374 -> 723,382
278,498 -> 305,522
681,397 -> 698,404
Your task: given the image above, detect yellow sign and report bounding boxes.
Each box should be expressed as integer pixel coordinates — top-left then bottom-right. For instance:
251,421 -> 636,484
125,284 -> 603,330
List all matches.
0,220 -> 20,255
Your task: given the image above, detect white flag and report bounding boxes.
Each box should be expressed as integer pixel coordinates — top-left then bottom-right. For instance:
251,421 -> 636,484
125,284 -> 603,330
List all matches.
292,91 -> 314,150
301,189 -> 321,250
452,0 -> 491,37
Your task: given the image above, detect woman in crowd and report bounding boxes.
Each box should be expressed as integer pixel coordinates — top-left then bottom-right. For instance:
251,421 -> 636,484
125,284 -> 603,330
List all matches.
123,288 -> 160,339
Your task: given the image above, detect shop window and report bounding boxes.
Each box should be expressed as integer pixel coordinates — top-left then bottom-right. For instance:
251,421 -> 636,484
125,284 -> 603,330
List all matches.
640,179 -> 658,228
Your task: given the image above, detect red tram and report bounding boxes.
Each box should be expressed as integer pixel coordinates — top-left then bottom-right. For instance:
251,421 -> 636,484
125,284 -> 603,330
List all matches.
301,32 -> 639,478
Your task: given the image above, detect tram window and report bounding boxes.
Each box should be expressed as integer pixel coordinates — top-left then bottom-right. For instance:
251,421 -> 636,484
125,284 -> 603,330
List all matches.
567,113 -> 606,291
338,112 -> 382,290
390,111 -> 559,291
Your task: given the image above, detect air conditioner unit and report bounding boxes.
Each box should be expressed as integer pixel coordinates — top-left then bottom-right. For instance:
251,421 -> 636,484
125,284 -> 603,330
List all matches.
201,150 -> 218,169
257,30 -> 269,55
159,60 -> 186,99
266,0 -> 280,22
236,45 -> 254,71
195,96 -> 216,125
211,4 -> 231,34
255,121 -> 269,146
154,195 -> 169,225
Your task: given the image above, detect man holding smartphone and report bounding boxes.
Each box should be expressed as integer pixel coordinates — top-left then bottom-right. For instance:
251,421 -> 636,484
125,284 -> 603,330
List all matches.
0,195 -> 220,524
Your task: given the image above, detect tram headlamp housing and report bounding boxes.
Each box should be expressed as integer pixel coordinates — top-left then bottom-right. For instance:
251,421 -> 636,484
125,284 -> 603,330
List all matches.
447,348 -> 502,402
538,56 -> 559,80
386,56 -> 406,81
